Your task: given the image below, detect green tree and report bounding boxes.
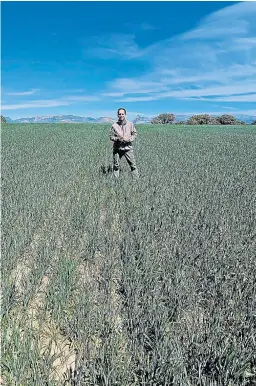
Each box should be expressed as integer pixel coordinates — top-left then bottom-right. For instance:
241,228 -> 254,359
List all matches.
187,114 -> 212,125
151,113 -> 175,124
216,114 -> 238,125
1,115 -> 7,123
251,120 -> 256,125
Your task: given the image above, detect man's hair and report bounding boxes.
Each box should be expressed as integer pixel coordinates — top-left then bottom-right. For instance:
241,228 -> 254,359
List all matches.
117,108 -> 127,115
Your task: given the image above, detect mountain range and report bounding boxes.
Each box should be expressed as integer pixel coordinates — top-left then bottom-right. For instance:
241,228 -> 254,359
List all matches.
4,114 -> 256,124
5,115 -> 116,124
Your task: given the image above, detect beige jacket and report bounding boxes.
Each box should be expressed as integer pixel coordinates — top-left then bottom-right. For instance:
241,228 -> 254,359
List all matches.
110,120 -> 137,150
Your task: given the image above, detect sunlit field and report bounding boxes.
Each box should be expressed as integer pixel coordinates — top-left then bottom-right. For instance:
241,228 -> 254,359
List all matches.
2,123 -> 256,385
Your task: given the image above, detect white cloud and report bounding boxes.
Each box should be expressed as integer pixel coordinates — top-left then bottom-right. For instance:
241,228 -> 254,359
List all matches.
117,83 -> 256,103
118,95 -> 160,103
101,92 -> 126,97
235,37 -> 256,46
65,95 -> 101,102
105,78 -> 169,95
107,64 -> 256,100
1,99 -> 71,110
180,1 -> 256,41
83,34 -> 143,60
202,1 -> 256,22
100,2 -> 256,106
221,106 -> 238,110
7,89 -> 40,96
184,94 -> 256,103
1,94 -> 101,110
181,25 -> 248,41
182,109 -> 256,117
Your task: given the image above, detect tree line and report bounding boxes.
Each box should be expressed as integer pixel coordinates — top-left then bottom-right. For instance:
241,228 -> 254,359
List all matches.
151,113 -> 256,125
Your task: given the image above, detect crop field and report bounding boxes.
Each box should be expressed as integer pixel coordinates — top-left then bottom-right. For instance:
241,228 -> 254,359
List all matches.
1,123 -> 256,385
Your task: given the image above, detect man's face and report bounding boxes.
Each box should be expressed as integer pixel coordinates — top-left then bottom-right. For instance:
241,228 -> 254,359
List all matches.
118,110 -> 126,121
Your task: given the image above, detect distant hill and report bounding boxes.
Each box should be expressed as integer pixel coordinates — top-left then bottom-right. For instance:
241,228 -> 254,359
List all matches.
4,114 -> 256,124
230,114 -> 256,124
132,115 -> 153,124
5,114 -> 153,124
5,115 -> 116,124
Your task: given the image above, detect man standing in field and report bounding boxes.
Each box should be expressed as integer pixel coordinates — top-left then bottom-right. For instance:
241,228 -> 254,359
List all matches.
109,108 -> 139,179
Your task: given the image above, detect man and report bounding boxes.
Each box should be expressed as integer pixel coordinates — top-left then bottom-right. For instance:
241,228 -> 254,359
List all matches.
109,108 -> 139,178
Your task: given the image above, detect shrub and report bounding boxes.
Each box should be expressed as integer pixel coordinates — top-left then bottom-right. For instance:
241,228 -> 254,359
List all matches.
151,113 -> 175,124
187,114 -> 212,125
215,114 -> 238,125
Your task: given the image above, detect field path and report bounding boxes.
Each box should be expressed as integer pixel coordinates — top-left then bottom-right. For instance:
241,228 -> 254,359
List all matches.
7,175 -> 88,383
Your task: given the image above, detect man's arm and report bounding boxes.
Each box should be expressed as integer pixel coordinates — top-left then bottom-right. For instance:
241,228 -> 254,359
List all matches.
122,123 -> 137,142
110,125 -> 123,142
130,123 -> 137,142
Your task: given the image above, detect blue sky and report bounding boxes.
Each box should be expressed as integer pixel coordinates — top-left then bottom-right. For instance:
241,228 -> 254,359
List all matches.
1,1 -> 256,120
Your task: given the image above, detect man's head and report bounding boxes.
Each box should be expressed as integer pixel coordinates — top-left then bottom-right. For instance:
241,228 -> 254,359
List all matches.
117,108 -> 126,122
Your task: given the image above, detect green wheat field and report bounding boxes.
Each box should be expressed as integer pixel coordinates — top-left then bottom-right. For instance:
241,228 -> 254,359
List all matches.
1,123 -> 256,386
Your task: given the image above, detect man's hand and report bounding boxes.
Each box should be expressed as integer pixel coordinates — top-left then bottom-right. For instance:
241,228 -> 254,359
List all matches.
120,136 -> 131,142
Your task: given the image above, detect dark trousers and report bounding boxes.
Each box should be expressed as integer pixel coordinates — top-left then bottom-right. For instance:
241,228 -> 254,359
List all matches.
113,148 -> 137,171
